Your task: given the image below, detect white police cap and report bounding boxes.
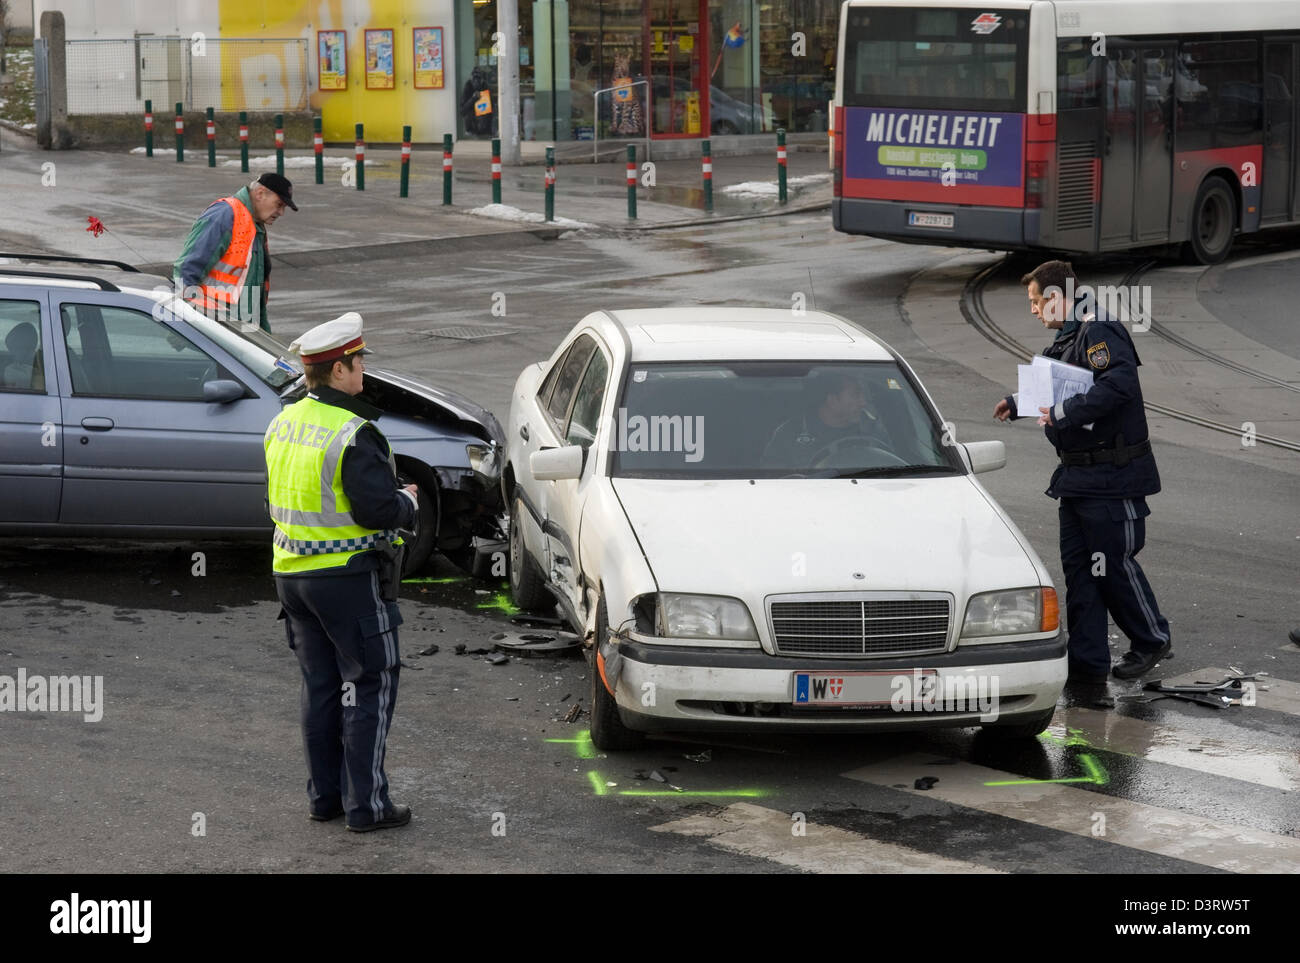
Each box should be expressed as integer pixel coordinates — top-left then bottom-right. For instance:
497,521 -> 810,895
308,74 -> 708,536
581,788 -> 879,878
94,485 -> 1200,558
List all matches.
288,311 -> 373,365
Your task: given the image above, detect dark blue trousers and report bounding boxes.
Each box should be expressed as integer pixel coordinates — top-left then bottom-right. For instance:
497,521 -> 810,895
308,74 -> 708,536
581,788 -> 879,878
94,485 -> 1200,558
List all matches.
1058,496 -> 1171,674
276,568 -> 403,828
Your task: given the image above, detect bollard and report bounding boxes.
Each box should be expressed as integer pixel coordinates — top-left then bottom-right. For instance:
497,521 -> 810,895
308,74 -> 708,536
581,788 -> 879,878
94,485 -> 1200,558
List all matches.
400,125 -> 411,198
239,110 -> 249,173
701,139 -> 712,213
626,145 -> 637,220
442,133 -> 453,206
206,107 -> 216,168
544,146 -> 555,222
275,114 -> 285,177
491,138 -> 502,205
777,128 -> 787,205
313,117 -> 323,185
355,124 -> 365,191
144,99 -> 153,157
175,102 -> 184,162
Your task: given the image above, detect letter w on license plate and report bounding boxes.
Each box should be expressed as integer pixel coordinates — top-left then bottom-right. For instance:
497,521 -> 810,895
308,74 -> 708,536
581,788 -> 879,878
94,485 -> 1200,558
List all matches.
793,670 -> 937,707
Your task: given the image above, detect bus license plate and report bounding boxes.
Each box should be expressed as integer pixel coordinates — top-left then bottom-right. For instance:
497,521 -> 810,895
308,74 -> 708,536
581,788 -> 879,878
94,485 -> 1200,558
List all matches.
908,211 -> 954,229
793,670 -> 937,707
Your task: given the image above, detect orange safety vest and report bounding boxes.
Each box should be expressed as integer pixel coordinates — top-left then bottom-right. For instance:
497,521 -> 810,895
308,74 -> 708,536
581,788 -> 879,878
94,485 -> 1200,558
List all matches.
194,197 -> 258,311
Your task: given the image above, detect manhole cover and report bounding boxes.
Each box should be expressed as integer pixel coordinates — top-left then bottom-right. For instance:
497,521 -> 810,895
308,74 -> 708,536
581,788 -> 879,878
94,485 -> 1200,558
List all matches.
423,325 -> 516,342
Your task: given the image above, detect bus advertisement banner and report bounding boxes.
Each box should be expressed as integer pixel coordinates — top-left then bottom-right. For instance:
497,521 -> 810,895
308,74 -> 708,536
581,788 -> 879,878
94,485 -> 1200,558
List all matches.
843,106 -> 1025,205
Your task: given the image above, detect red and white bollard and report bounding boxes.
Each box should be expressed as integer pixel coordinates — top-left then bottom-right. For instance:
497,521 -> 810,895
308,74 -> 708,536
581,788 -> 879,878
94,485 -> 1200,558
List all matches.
313,130 -> 323,155
239,122 -> 249,144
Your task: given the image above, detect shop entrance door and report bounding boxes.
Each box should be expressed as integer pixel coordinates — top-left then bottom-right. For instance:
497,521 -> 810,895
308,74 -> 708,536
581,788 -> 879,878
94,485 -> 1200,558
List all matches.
646,0 -> 708,137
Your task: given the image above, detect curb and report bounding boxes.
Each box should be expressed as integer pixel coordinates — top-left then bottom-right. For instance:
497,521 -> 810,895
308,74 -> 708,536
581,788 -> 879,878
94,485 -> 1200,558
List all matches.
618,198 -> 830,231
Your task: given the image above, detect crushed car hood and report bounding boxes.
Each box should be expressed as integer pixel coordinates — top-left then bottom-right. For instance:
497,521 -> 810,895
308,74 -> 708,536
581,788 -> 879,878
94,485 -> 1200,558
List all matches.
610,475 -> 1041,599
289,367 -> 506,445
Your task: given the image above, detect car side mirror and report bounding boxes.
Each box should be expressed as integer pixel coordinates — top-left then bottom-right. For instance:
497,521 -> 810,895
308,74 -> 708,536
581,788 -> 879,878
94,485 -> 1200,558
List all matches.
531,445 -> 584,481
961,440 -> 1006,474
203,379 -> 245,404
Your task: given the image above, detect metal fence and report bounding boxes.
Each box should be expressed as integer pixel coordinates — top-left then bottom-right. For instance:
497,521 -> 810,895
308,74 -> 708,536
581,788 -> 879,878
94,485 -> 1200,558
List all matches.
64,37 -> 309,114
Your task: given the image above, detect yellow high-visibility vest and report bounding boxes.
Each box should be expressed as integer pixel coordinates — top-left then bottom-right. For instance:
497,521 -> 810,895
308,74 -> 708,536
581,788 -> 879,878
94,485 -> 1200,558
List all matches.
264,396 -> 397,574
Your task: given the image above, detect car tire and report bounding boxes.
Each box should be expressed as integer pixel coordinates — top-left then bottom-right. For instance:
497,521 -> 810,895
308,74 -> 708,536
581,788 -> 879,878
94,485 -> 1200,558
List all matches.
979,707 -> 1055,740
397,463 -> 438,578
508,492 -> 551,612
589,594 -> 645,751
1182,176 -> 1236,264
712,120 -> 739,135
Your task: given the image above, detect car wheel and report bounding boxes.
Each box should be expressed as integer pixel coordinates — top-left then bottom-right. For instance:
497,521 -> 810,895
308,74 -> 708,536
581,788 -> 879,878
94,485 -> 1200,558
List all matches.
712,119 -> 739,135
396,464 -> 438,578
979,707 -> 1055,740
508,492 -> 551,611
1182,176 -> 1236,264
589,594 -> 645,751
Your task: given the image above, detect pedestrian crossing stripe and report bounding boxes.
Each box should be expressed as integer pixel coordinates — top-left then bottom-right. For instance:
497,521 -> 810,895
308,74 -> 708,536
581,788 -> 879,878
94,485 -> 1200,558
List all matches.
1048,706 -> 1300,792
650,802 -> 1004,874
842,753 -> 1300,874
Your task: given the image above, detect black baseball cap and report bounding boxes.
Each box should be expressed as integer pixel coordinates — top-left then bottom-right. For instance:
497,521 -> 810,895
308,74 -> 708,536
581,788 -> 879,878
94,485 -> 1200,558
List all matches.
256,171 -> 298,211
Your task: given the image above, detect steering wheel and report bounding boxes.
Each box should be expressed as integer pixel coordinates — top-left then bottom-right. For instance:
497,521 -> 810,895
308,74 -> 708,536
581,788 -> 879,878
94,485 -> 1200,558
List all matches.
809,435 -> 908,470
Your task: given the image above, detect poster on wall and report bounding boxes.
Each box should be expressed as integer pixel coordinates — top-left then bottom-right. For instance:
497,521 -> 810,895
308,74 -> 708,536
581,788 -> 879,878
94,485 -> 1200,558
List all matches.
318,30 -> 347,91
365,29 -> 395,89
413,27 -> 444,89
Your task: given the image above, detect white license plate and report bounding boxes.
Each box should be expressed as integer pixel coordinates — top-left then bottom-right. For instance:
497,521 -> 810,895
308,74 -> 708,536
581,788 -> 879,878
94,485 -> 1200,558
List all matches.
792,670 -> 938,707
908,211 -> 954,229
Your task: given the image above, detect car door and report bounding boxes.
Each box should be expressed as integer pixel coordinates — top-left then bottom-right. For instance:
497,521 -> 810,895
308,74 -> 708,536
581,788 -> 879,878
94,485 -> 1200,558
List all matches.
521,334 -> 598,595
51,290 -> 272,531
0,287 -> 62,523
544,341 -> 610,618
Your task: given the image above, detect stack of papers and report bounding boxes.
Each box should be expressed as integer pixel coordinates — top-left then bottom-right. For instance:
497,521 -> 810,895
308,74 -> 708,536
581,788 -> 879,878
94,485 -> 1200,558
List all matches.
1017,355 -> 1094,414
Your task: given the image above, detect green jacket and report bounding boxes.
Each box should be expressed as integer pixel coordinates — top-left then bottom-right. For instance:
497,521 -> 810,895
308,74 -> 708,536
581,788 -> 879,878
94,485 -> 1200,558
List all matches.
173,186 -> 271,332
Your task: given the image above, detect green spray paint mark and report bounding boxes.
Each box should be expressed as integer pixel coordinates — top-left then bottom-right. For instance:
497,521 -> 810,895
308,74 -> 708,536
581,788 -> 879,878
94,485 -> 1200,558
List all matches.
401,576 -> 468,585
984,728 -> 1111,786
587,770 -> 609,796
475,592 -> 520,616
617,789 -> 770,798
546,730 -> 596,759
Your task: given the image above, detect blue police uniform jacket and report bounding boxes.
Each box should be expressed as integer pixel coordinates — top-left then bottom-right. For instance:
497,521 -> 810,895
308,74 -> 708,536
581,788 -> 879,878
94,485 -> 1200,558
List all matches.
1010,295 -> 1161,500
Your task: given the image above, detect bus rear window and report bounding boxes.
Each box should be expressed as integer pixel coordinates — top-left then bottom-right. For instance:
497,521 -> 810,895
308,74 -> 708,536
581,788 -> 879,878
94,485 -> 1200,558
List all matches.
843,7 -> 1028,112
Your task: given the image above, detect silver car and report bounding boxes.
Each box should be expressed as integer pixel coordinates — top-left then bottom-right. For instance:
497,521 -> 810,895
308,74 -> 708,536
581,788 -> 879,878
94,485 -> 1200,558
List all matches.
0,257 -> 504,573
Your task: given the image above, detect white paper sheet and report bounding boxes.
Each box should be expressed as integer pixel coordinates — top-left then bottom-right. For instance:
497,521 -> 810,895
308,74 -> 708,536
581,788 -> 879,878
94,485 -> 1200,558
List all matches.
1017,355 -> 1094,414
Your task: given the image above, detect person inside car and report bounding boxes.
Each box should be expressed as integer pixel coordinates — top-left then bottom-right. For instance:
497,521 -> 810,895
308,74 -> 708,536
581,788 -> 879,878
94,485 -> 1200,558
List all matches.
762,370 -> 885,469
3,322 -> 41,390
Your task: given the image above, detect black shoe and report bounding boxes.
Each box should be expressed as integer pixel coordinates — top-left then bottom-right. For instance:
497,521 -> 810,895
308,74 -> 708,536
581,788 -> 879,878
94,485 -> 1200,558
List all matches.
308,805 -> 345,822
347,804 -> 412,833
1112,641 -> 1172,680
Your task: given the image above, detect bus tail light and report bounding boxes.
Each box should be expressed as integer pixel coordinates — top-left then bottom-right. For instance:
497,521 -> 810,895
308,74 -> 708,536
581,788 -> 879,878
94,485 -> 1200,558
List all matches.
1025,159 -> 1046,209
833,106 -> 845,197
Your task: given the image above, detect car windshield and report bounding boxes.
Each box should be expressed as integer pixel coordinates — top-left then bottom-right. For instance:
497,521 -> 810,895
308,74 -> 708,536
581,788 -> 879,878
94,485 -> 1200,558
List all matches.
144,291 -> 302,389
610,361 -> 963,479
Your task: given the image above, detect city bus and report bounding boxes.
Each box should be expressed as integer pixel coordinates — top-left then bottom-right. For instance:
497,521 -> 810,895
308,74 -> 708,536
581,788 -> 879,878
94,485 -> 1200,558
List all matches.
832,0 -> 1300,262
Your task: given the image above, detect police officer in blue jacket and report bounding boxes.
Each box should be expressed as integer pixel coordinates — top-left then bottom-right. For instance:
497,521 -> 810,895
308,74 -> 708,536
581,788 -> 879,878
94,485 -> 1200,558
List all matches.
995,261 -> 1171,684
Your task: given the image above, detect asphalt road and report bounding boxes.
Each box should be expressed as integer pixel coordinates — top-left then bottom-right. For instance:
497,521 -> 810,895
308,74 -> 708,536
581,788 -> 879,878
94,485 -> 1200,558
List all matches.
1,216 -> 1297,875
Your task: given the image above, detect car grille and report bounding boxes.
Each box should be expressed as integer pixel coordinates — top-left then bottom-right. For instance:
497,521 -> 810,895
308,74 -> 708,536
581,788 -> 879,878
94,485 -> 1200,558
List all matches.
768,595 -> 951,658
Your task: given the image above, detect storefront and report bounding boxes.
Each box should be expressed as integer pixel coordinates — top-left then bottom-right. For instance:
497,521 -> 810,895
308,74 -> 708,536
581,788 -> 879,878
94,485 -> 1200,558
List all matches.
454,0 -> 838,141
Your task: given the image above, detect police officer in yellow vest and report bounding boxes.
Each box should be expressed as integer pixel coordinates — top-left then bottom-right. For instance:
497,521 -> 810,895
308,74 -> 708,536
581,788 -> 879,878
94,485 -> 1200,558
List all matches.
266,312 -> 418,832
174,172 -> 297,333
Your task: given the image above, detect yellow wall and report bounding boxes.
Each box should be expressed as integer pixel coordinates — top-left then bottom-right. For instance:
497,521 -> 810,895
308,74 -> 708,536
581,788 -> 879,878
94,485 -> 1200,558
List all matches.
218,1 -> 456,143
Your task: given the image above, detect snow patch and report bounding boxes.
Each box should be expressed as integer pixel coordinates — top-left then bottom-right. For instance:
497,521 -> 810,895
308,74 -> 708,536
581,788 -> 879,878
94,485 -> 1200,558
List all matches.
467,203 -> 593,229
721,172 -> 831,197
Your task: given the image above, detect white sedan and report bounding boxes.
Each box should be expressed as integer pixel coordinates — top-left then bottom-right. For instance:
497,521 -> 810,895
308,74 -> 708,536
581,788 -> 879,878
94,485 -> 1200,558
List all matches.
504,308 -> 1066,749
